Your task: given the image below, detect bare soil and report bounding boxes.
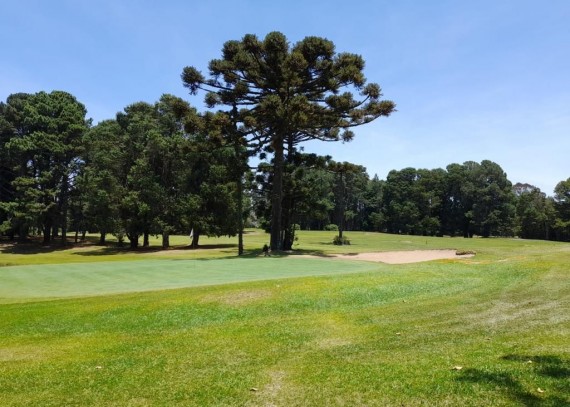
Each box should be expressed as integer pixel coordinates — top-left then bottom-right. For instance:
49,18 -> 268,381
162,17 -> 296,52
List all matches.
303,250 -> 474,264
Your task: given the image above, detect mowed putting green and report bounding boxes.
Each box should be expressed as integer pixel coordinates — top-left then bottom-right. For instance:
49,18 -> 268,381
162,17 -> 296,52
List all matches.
0,257 -> 382,303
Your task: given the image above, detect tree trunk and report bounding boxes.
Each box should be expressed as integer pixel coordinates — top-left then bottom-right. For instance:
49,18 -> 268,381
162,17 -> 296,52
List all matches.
128,233 -> 139,249
281,136 -> 296,251
191,232 -> 200,248
74,230 -> 79,244
162,231 -> 170,249
60,181 -> 68,245
99,232 -> 106,245
17,224 -> 29,242
43,221 -> 52,245
237,172 -> 244,255
270,138 -> 284,251
143,231 -> 150,247
337,172 -> 345,241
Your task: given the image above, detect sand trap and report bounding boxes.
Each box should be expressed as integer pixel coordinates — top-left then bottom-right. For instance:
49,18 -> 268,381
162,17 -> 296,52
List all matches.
304,250 -> 474,264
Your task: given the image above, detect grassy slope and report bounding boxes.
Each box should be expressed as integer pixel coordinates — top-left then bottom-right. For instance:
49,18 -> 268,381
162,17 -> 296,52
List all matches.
0,231 -> 569,406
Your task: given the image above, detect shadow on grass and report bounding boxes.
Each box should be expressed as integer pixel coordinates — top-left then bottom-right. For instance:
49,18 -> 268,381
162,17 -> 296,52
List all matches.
72,243 -> 238,257
457,354 -> 570,406
166,247 -> 336,261
1,238 -> 341,261
0,236 -> 103,254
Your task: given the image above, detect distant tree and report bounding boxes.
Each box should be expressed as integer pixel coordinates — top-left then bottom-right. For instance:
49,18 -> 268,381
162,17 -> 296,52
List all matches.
114,102 -> 161,248
198,110 -> 250,254
513,183 -> 554,240
0,98 -> 19,238
363,175 -> 385,232
81,119 -> 124,244
112,97 -> 212,249
296,166 -> 335,231
442,163 -> 472,236
553,177 -> 570,241
183,135 -> 240,248
151,95 -> 200,248
182,31 -> 395,250
415,168 -> 446,236
441,161 -> 515,237
470,160 -> 516,237
1,91 -> 89,244
329,161 -> 368,241
382,168 -> 422,234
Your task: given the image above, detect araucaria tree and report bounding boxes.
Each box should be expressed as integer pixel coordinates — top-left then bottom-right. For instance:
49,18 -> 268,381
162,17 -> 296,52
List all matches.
182,31 -> 395,250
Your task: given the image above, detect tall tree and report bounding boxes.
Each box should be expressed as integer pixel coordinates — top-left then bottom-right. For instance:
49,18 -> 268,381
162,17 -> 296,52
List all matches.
382,168 -> 422,234
470,160 -> 516,237
182,31 -> 395,250
81,119 -> 125,244
363,175 -> 385,232
329,161 -> 368,241
553,177 -> 570,241
1,91 -> 89,244
513,183 -> 554,240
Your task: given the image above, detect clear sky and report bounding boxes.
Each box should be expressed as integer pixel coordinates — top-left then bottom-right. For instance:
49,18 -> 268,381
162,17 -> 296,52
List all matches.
2,0 -> 569,194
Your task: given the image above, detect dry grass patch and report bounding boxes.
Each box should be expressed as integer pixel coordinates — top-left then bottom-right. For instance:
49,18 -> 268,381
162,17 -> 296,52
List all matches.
200,288 -> 274,306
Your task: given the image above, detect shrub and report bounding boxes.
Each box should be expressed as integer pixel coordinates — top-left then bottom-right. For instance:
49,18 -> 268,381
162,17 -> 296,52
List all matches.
333,235 -> 351,245
456,250 -> 476,255
324,224 -> 339,231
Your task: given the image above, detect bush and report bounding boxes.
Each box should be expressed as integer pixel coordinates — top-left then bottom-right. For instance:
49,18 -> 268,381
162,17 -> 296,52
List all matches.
324,224 -> 339,231
456,250 -> 476,255
333,235 -> 351,245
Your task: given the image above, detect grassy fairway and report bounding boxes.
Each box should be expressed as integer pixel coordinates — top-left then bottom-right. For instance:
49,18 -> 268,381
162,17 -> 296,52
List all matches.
0,258 -> 381,303
0,232 -> 569,406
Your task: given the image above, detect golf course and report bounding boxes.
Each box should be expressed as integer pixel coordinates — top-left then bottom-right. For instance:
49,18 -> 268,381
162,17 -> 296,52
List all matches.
0,230 -> 568,406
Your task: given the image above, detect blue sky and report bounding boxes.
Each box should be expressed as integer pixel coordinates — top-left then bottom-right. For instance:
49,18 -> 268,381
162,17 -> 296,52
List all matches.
2,0 -> 569,194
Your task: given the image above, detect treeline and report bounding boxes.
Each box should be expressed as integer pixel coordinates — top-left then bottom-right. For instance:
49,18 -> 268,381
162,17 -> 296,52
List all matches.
259,157 -> 570,242
1,90 -> 569,249
0,91 -> 243,248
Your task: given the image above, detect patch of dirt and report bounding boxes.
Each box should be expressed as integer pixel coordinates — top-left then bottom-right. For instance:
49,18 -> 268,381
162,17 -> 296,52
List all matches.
302,250 -> 474,264
200,289 -> 273,305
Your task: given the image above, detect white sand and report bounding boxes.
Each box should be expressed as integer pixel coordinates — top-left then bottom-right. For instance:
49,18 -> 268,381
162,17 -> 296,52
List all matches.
303,250 -> 473,264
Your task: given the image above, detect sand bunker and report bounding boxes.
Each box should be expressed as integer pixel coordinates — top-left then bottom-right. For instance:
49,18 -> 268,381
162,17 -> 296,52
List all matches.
308,250 -> 474,264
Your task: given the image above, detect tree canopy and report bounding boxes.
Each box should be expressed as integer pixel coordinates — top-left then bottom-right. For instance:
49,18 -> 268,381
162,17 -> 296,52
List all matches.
182,31 -> 395,250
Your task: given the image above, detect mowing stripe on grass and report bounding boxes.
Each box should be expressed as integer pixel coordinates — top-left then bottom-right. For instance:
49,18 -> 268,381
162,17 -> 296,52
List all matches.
0,257 -> 382,303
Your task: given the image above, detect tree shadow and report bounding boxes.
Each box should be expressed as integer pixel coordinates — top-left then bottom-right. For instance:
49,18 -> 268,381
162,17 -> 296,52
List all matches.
279,248 -> 334,257
72,243 -> 238,257
457,354 -> 570,406
0,236 -> 103,254
501,355 -> 570,379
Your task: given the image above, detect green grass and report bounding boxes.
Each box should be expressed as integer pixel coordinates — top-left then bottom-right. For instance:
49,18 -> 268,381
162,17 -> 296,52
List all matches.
0,257 -> 381,303
0,231 -> 569,406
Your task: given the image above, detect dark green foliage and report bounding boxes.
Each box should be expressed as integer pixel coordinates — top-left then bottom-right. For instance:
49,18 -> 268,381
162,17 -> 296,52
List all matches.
377,160 -> 514,237
513,183 -> 555,240
332,234 -> 351,245
80,96 -> 240,249
552,178 -> 570,241
182,32 -> 395,250
0,91 -> 89,243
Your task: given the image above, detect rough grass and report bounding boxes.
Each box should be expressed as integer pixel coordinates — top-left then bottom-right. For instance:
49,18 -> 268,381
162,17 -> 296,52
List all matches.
0,231 -> 569,406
